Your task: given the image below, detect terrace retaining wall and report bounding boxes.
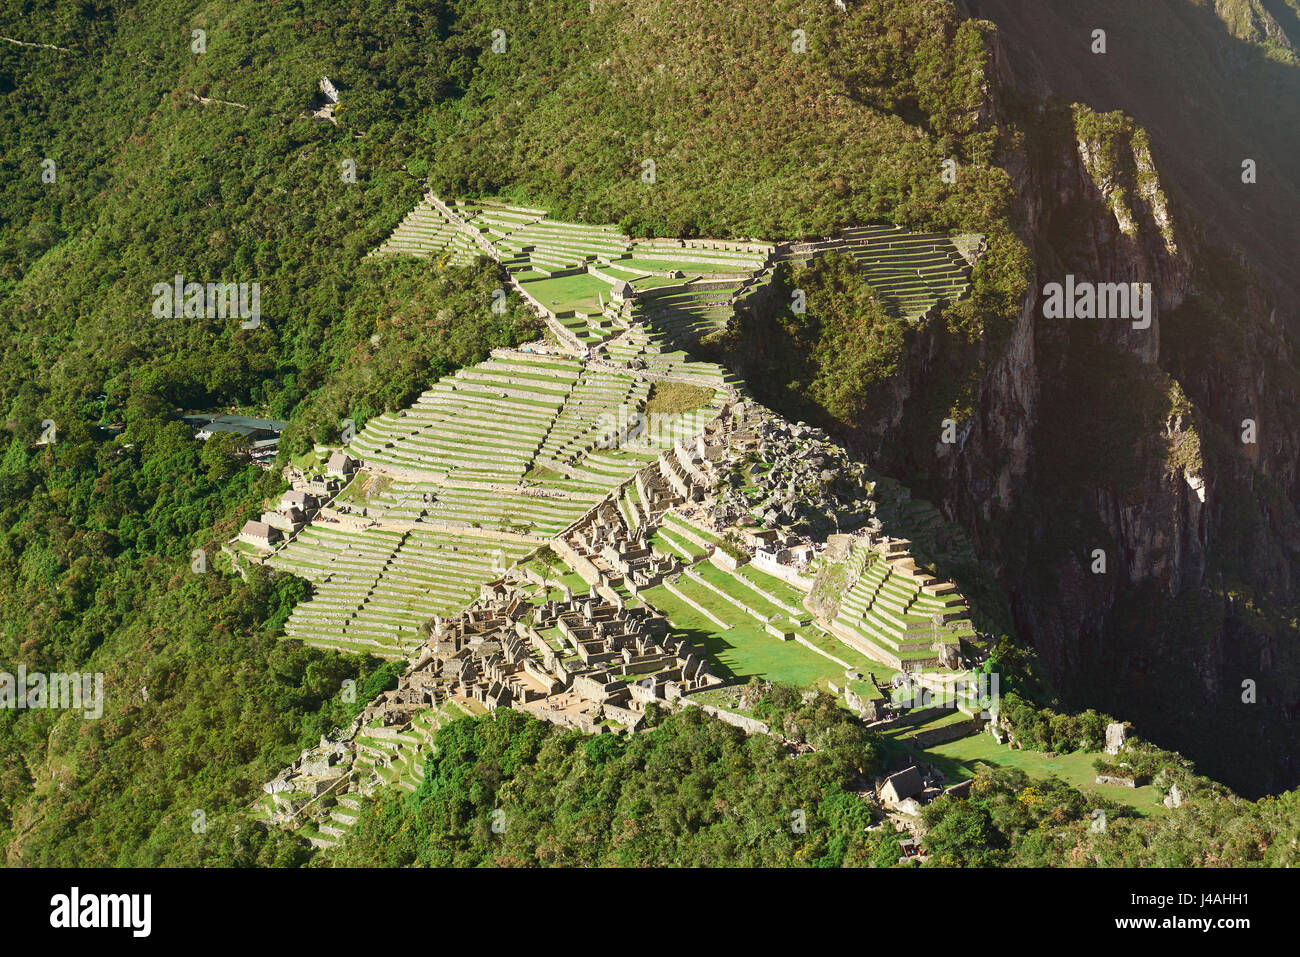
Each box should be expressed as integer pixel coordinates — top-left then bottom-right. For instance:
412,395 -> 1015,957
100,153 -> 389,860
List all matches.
680,699 -> 770,735
751,553 -> 813,590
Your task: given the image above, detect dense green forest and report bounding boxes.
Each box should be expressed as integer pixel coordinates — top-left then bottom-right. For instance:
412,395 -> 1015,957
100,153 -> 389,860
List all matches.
335,689 -> 891,867
1,0 -> 1296,866
713,252 -> 914,436
917,764 -> 1300,867
0,0 -> 541,863
335,682 -> 1300,868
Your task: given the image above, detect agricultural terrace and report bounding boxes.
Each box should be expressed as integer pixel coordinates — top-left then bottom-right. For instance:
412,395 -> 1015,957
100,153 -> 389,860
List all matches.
367,194 -> 981,354
269,344 -> 730,658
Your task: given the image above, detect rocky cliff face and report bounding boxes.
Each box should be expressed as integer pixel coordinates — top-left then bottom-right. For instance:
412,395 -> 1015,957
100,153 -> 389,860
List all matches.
911,7 -> 1300,795
701,0 -> 1299,794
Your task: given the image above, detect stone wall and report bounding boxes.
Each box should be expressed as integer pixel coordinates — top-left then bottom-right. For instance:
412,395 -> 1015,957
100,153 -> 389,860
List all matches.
908,717 -> 980,748
793,631 -> 854,670
682,699 -> 770,735
1095,773 -> 1146,789
513,700 -> 601,735
551,537 -> 603,588
751,553 -> 813,590
684,568 -> 767,623
710,550 -> 744,572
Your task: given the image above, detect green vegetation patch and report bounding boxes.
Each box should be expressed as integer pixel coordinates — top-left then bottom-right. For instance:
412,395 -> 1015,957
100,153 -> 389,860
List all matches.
644,381 -> 716,415
520,273 -> 613,313
642,582 -> 843,687
333,699 -> 886,867
926,733 -> 1167,812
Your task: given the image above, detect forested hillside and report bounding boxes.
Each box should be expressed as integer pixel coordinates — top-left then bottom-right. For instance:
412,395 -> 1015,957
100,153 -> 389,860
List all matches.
0,0 -> 540,863
336,688 -> 1300,868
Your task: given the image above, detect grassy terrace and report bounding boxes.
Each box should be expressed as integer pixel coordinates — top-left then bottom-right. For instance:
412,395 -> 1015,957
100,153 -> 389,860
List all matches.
918,729 -> 1169,817
735,563 -> 809,610
645,381 -> 717,416
631,274 -> 699,289
642,579 -> 845,688
712,564 -> 800,616
553,317 -> 606,344
691,562 -> 785,617
347,355 -> 579,481
521,273 -> 613,312
685,562 -> 892,680
828,547 -> 973,668
353,701 -> 469,799
370,200 -> 479,265
651,526 -> 707,562
611,578 -> 643,609
796,624 -> 890,678
535,625 -> 582,666
662,512 -> 721,546
373,197 -> 973,338
458,367 -> 578,388
272,700 -> 472,850
269,523 -> 537,657
775,226 -> 976,322
848,678 -> 883,703
617,486 -> 640,530
598,265 -> 650,281
506,358 -> 589,373
284,219 -> 744,662
336,471 -> 390,505
531,570 -> 593,603
290,447 -> 327,472
873,704 -> 973,745
517,554 -> 565,586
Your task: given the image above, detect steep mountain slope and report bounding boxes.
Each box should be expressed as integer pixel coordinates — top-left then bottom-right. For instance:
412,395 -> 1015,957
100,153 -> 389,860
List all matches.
933,0 -> 1300,795
967,0 -> 1300,307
